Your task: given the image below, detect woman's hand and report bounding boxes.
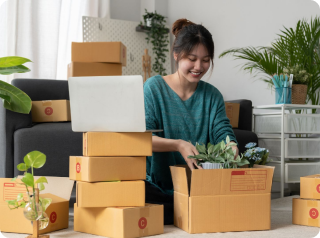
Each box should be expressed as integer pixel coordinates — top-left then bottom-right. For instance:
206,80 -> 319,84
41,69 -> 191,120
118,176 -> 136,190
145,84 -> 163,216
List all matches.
177,140 -> 203,170
230,141 -> 239,159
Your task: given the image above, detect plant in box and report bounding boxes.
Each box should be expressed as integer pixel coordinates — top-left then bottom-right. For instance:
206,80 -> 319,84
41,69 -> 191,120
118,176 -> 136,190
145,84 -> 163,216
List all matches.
243,142 -> 270,168
6,151 -> 52,233
188,136 -> 249,169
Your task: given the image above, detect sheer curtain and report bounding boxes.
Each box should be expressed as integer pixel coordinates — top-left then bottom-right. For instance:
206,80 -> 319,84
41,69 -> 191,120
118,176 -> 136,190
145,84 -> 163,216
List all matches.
0,0 -> 110,83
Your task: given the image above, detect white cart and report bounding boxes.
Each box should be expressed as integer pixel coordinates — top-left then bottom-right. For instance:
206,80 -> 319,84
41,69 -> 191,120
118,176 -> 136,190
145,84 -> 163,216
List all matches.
254,104 -> 320,197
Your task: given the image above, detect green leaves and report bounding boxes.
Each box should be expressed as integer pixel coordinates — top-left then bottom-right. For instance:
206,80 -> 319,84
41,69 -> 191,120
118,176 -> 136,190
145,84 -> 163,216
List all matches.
0,80 -> 32,114
36,177 -> 48,184
0,56 -> 32,67
24,151 -> 46,169
40,197 -> 52,212
0,56 -> 32,114
17,163 -> 30,171
21,173 -> 34,187
195,143 -> 206,154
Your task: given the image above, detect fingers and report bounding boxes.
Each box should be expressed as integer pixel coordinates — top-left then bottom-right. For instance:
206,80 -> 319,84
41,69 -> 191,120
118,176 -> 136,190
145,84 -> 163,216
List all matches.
193,160 -> 203,169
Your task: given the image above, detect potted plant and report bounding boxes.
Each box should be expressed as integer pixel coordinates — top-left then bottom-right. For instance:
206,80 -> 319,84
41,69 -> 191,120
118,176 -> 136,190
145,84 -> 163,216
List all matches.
283,65 -> 312,104
188,136 -> 249,169
6,151 -> 52,235
140,9 -> 169,76
242,142 -> 270,168
219,17 -> 320,111
0,56 -> 32,114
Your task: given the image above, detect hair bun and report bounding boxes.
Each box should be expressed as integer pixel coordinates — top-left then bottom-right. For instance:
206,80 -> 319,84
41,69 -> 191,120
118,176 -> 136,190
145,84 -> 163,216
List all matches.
172,18 -> 195,37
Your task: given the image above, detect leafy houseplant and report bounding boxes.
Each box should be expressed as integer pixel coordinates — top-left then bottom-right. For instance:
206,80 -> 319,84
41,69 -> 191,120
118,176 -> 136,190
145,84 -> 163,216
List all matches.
6,151 -> 52,231
0,56 -> 32,114
188,136 -> 249,169
140,9 -> 169,75
219,17 -> 320,110
242,143 -> 270,168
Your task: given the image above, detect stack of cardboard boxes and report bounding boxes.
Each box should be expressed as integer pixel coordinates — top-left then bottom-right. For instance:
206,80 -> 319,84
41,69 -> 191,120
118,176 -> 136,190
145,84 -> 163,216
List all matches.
70,132 -> 164,238
293,175 -> 320,227
68,42 -> 126,78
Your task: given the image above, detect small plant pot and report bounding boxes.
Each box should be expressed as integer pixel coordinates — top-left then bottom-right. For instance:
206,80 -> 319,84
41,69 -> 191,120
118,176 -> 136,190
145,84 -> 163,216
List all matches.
201,162 -> 221,169
146,18 -> 152,27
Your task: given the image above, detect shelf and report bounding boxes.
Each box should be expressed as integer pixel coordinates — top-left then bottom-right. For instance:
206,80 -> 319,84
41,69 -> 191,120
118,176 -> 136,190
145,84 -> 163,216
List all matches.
135,25 -> 170,33
254,104 -> 320,110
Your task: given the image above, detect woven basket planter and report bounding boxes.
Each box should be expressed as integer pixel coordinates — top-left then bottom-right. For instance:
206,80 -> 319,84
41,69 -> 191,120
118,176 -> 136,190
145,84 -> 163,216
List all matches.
292,84 -> 307,104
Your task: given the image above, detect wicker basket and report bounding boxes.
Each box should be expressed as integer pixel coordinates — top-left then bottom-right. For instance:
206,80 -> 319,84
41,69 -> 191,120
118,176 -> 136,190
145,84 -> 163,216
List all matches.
292,84 -> 307,104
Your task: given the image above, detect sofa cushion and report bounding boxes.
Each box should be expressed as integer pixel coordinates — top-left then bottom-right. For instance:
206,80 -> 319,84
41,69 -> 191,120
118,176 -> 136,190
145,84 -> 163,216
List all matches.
233,129 -> 258,154
13,122 -> 82,177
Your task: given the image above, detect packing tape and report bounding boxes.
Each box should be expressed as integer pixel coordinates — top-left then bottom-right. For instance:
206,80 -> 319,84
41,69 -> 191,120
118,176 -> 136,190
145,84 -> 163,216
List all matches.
75,157 -> 82,181
42,100 -> 52,106
138,207 -> 150,236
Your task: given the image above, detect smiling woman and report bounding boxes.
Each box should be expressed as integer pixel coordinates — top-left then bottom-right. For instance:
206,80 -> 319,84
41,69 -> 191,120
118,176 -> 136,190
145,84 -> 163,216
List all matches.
143,18 -> 238,225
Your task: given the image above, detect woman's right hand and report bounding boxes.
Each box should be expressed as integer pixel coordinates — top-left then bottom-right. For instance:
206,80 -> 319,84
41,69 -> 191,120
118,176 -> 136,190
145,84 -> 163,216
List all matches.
177,139 -> 203,170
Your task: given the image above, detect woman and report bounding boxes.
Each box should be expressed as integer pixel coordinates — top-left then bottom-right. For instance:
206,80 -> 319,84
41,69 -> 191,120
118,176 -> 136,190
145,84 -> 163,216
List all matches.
144,19 -> 238,224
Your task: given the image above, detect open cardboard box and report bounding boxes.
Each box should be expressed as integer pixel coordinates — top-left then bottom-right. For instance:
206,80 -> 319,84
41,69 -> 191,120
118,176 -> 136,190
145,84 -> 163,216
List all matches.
70,156 -> 146,182
170,164 -> 274,233
31,100 -> 71,122
0,177 -> 74,234
74,203 -> 164,238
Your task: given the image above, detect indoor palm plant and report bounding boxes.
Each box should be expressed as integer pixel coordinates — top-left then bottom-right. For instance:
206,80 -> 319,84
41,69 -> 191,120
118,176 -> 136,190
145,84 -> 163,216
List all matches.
188,136 -> 249,169
140,9 -> 169,75
0,56 -> 32,114
219,17 -> 320,110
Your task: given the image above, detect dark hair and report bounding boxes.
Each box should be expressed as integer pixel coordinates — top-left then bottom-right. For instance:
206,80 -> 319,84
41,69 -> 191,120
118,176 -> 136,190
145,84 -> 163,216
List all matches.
172,19 -> 214,70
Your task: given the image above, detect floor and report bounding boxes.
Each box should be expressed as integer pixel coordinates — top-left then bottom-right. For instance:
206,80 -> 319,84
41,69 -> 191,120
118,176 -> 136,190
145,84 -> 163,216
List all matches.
3,195 -> 320,238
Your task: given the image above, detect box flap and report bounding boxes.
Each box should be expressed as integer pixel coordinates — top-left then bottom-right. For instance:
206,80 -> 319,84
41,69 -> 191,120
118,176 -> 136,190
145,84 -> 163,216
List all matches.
18,176 -> 74,200
170,166 -> 189,195
190,169 -> 222,196
40,193 -> 68,203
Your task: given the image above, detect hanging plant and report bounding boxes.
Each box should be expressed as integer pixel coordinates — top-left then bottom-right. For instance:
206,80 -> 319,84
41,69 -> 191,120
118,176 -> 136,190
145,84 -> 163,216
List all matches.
141,9 -> 169,76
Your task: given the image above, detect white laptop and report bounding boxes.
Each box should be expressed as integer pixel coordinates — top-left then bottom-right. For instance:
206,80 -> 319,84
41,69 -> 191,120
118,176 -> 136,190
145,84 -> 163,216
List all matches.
68,75 -> 161,132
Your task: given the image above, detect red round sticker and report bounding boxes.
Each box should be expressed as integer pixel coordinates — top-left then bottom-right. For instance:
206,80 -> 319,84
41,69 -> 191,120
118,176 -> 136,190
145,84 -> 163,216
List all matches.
76,162 -> 81,173
45,107 -> 53,115
310,208 -> 319,219
138,217 -> 147,229
50,211 -> 57,223
317,184 -> 320,193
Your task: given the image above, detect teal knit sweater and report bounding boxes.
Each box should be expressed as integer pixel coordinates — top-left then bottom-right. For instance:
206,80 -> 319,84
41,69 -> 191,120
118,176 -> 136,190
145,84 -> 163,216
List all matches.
144,75 -> 237,195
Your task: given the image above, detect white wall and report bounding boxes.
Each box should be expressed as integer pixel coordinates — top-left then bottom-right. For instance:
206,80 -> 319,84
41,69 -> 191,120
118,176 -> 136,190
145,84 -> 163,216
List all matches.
167,0 -> 319,106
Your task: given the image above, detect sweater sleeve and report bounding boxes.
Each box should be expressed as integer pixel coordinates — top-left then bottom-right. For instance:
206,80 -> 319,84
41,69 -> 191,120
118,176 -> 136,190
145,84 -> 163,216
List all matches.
211,90 -> 238,145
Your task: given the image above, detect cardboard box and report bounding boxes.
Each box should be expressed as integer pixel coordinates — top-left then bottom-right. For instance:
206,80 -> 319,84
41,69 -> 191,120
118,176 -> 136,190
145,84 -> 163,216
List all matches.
71,42 -> 127,66
76,180 -> 145,207
300,174 -> 320,199
69,156 -> 146,182
74,203 -> 163,238
31,100 -> 71,122
67,62 -> 122,78
170,165 -> 274,233
225,102 -> 240,128
292,198 -> 320,227
83,132 -> 152,157
0,177 -> 74,234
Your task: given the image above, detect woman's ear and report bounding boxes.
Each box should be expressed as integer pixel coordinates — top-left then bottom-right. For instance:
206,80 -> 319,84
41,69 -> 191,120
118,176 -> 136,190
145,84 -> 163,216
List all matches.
173,52 -> 178,61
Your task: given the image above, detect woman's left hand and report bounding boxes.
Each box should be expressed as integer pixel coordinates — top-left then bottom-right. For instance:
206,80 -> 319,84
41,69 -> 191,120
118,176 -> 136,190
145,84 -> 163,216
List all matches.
230,141 -> 239,159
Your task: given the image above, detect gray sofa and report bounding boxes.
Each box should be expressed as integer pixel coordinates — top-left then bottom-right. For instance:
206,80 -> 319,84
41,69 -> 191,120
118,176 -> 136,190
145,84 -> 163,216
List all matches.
0,79 -> 258,178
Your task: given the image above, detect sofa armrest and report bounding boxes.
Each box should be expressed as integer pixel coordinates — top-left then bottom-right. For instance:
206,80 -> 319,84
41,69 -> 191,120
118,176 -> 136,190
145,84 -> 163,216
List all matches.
225,99 -> 253,131
0,104 -> 32,178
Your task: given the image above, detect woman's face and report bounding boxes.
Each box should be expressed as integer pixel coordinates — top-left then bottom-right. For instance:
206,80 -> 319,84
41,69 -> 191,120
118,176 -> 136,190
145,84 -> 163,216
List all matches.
175,44 -> 211,84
